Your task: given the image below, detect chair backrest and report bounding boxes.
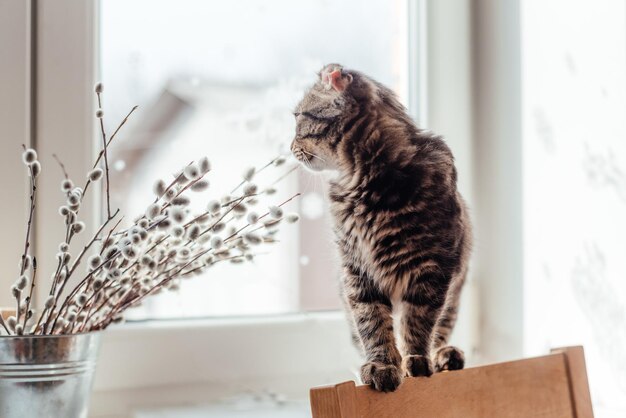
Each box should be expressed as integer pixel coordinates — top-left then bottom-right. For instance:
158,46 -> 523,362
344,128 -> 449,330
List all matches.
310,346 -> 594,418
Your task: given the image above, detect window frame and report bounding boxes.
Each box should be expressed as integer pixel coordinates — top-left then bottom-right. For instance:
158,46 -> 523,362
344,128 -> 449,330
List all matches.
0,0 -> 34,308
2,0 -> 484,414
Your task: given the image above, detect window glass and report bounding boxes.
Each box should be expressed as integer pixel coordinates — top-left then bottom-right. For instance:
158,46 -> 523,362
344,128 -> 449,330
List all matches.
101,0 -> 410,318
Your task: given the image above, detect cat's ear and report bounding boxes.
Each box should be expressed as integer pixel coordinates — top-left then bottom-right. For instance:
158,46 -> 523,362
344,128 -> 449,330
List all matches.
322,69 -> 352,92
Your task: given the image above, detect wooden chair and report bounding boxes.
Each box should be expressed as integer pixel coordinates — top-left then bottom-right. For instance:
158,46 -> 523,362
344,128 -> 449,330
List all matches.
310,346 -> 593,418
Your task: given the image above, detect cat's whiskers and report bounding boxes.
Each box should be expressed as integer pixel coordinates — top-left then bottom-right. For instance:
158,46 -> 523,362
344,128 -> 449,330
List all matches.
301,149 -> 325,163
303,156 -> 316,174
301,157 -> 316,193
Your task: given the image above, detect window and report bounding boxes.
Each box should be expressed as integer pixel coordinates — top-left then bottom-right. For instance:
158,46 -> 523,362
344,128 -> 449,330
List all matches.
100,0 -> 413,318
0,1 -> 32,309
2,1 -> 478,415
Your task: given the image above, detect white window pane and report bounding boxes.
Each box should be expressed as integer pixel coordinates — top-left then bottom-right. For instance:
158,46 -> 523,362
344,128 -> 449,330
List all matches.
101,0 -> 410,318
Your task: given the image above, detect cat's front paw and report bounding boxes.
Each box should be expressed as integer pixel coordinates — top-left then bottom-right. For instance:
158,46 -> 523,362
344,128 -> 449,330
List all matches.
360,361 -> 403,392
433,346 -> 465,372
402,354 -> 434,377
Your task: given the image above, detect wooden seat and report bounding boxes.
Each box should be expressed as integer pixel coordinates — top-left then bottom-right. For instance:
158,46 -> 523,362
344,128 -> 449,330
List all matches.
310,346 -> 593,418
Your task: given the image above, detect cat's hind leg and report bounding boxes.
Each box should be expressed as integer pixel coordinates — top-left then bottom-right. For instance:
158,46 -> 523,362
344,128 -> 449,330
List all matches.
431,303 -> 465,372
431,276 -> 465,372
400,271 -> 448,378
433,345 -> 465,372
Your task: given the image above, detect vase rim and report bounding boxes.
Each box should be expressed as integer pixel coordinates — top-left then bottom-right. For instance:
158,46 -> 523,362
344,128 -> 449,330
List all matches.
0,330 -> 102,339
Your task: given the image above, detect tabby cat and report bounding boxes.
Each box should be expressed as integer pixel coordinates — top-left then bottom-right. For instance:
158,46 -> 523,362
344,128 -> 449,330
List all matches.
291,64 -> 472,392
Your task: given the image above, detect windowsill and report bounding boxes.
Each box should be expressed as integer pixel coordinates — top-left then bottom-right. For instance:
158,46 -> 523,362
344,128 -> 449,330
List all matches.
90,310 -> 359,418
111,310 -> 347,334
133,399 -> 311,418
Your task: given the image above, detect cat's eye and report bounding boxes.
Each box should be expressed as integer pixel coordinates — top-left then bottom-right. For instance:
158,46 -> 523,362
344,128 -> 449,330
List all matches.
293,112 -> 301,117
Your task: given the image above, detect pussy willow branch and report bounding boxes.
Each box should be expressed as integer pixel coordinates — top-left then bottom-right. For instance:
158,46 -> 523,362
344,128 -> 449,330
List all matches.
46,216 -> 121,330
19,146 -> 37,278
14,157 -> 38,328
99,216 -> 124,255
52,153 -> 70,179
41,264 -> 69,334
180,251 -> 263,277
86,163 -> 299,332
180,192 -> 261,231
231,155 -> 281,193
66,209 -> 120,284
160,173 -> 210,212
82,280 -> 124,327
0,312 -> 8,334
47,209 -> 121,331
270,164 -> 299,186
96,91 -> 112,219
43,98 -> 133,333
80,281 -> 133,332
69,280 -> 113,333
100,246 -> 216,328
31,305 -> 47,335
223,192 -> 301,243
50,222 -> 73,297
154,162 -> 192,204
22,257 -> 37,330
95,247 -> 213,329
48,152 -> 80,297
86,189 -> 299,332
110,163 -> 194,239
194,195 -> 248,242
91,106 -> 138,170
80,106 -> 138,205
42,95 -> 130,333
47,249 -> 121,333
0,310 -> 8,334
14,286 -> 20,327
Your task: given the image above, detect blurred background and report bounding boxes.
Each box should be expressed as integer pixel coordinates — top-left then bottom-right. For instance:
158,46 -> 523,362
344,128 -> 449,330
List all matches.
1,0 -> 625,417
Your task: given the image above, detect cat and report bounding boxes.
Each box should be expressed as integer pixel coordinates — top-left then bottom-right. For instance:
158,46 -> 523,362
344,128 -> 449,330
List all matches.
291,64 -> 472,392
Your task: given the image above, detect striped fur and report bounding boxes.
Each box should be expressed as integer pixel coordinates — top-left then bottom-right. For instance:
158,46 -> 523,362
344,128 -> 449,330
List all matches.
291,64 -> 472,392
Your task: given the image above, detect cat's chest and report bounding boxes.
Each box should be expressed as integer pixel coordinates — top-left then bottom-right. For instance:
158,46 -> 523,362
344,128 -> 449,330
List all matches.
328,186 -> 414,298
329,196 -> 377,266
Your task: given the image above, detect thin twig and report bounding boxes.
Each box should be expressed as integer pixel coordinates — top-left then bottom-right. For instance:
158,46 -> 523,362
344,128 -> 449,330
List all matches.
271,164 -> 300,186
48,210 -> 120,331
96,92 -> 112,218
231,156 -> 281,194
95,247 -> 213,329
0,314 -> 9,334
160,172 -> 209,212
14,155 -> 38,331
223,192 -> 301,243
91,106 -> 139,170
32,307 -> 47,335
99,216 -> 124,255
50,222 -> 73,297
79,106 -> 139,206
52,153 -> 70,179
79,282 -> 127,332
19,152 -> 36,277
22,257 -> 36,331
